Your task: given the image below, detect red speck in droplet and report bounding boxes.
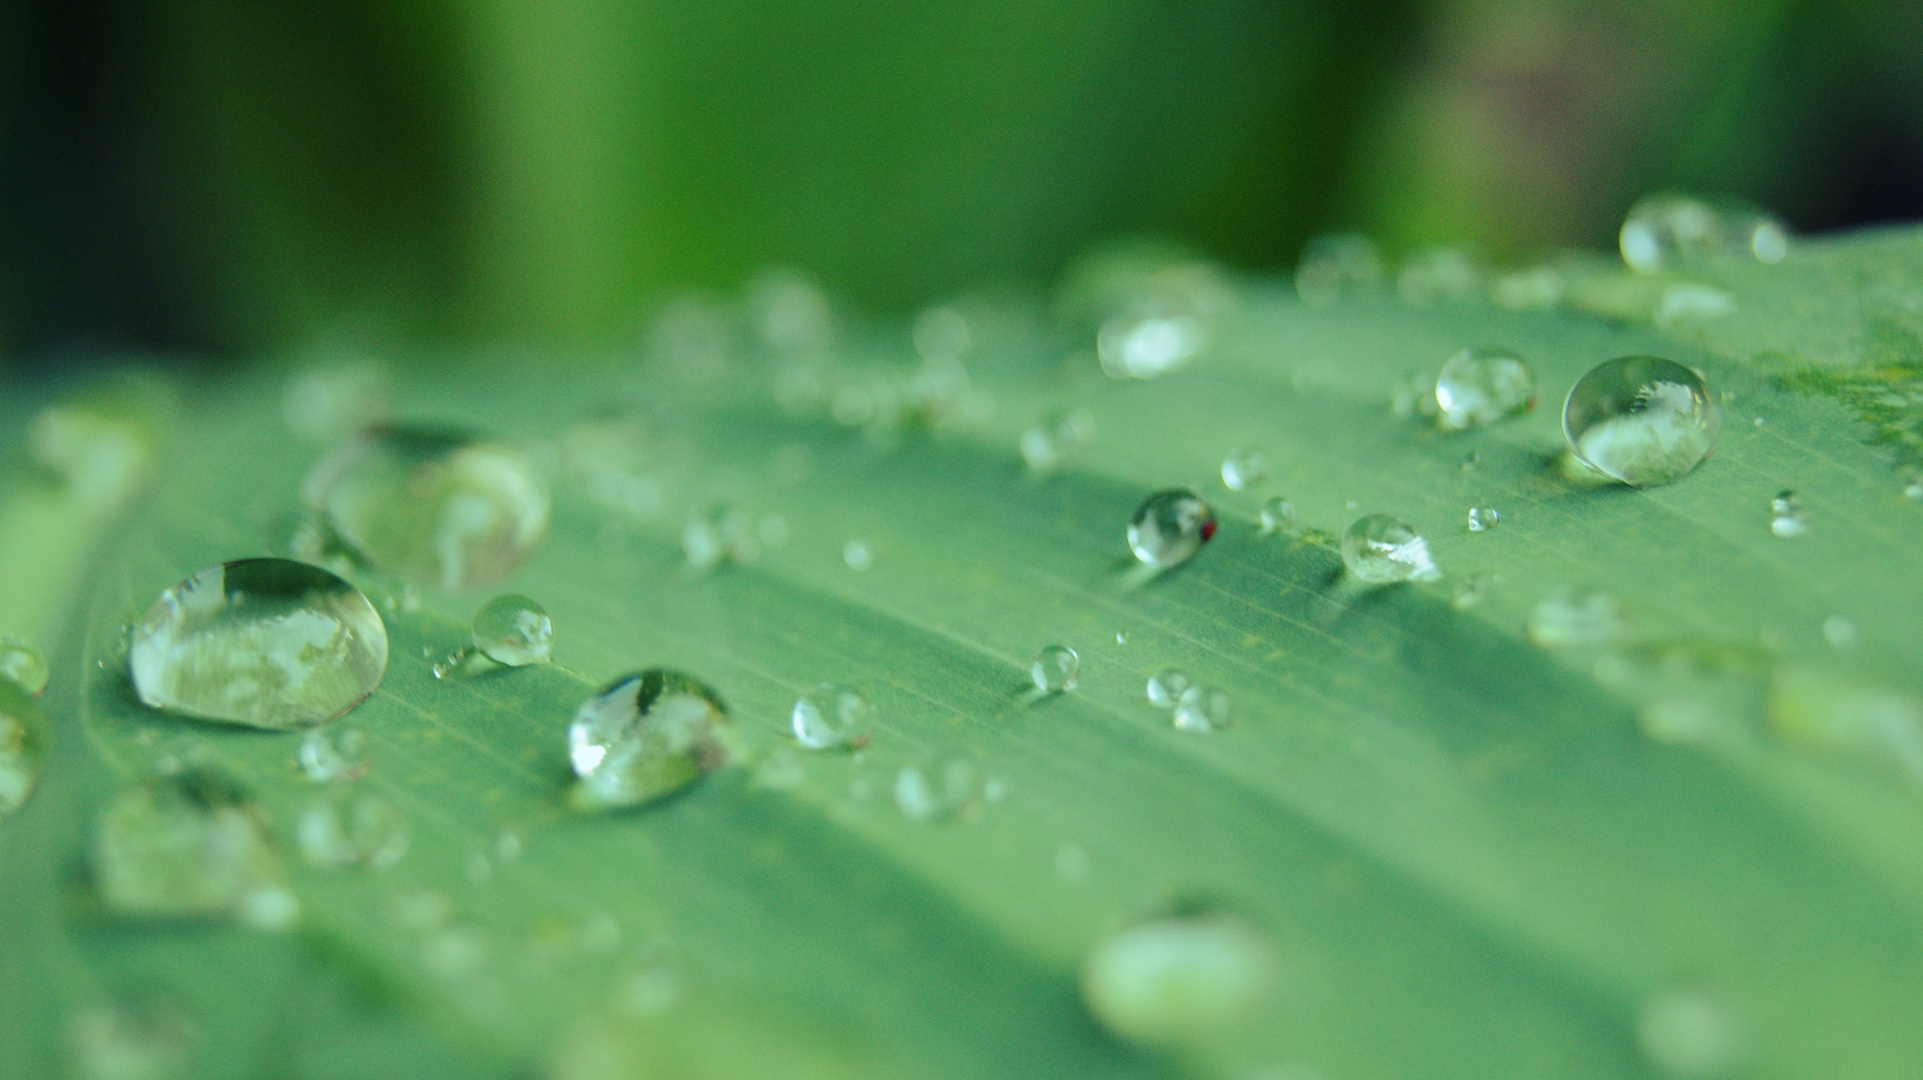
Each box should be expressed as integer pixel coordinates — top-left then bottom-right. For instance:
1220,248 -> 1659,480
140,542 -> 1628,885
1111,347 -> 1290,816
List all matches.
1200,520 -> 1217,542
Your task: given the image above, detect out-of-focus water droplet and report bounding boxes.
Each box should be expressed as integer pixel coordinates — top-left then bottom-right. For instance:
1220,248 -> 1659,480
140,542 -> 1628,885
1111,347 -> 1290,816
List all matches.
0,635 -> 48,697
1128,490 -> 1216,569
1768,491 -> 1809,538
1081,910 -> 1271,1047
421,923 -> 490,979
472,595 -> 552,666
557,413 -> 662,521
912,305 -> 971,362
1466,505 -> 1501,532
129,559 -> 387,731
1396,247 -> 1484,306
745,266 -> 833,352
297,791 -> 409,870
1146,668 -> 1193,709
302,426 -> 550,590
1434,346 -> 1537,430
1451,573 -> 1495,609
1078,257 -> 1235,380
1390,370 -> 1439,419
1654,283 -> 1737,328
282,362 -> 391,442
92,769 -> 292,926
0,680 -> 46,815
1257,497 -> 1296,533
1905,475 -> 1923,500
1822,615 -> 1858,651
1055,842 -> 1093,881
1220,448 -> 1268,491
1620,193 -> 1788,273
465,851 -> 494,883
842,541 -> 874,571
791,683 -> 872,750
1032,645 -> 1081,693
1099,315 -> 1208,379
1636,988 -> 1745,1078
1528,587 -> 1626,648
1172,686 -> 1233,732
495,829 -> 522,862
1295,233 -> 1384,306
1768,666 -> 1923,782
1340,515 -> 1438,584
1021,409 -> 1096,473
644,292 -> 736,385
1640,697 -> 1723,744
758,514 -> 790,549
568,670 -> 730,810
1562,357 -> 1720,487
297,724 -> 369,782
895,756 -> 982,822
1491,265 -> 1565,310
683,504 -> 759,572
68,997 -> 196,1080
28,396 -> 158,513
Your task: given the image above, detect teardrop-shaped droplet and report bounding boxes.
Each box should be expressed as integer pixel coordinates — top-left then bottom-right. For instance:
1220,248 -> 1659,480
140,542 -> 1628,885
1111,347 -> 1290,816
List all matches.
1340,515 -> 1439,584
472,594 -> 553,666
1434,346 -> 1537,430
1562,356 -> 1719,487
129,559 -> 387,731
1031,645 -> 1081,693
0,679 -> 47,815
1081,910 -> 1272,1046
91,768 -> 295,927
0,635 -> 49,697
791,683 -> 872,750
302,426 -> 549,589
568,670 -> 730,809
1128,490 -> 1216,569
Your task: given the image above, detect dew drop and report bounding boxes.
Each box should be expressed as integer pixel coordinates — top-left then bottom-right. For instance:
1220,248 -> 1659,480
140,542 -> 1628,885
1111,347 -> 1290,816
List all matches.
1654,283 -> 1737,327
683,504 -> 759,572
1451,573 -> 1495,609
1146,668 -> 1194,709
297,791 -> 409,870
1172,686 -> 1233,732
128,559 -> 387,731
791,683 -> 873,750
1295,233 -> 1384,306
1258,497 -> 1297,533
1620,193 -> 1788,273
1021,408 -> 1096,473
1491,265 -> 1565,310
1396,247 -> 1484,306
1528,587 -> 1626,648
472,594 -> 553,666
1434,346 -> 1537,430
895,756 -> 982,822
1340,515 -> 1439,584
0,679 -> 47,815
843,540 -> 874,571
1081,910 -> 1271,1046
302,426 -> 550,590
297,724 -> 370,782
1822,615 -> 1858,651
1032,645 -> 1081,693
1220,448 -> 1268,491
1055,842 -> 1093,881
91,768 -> 292,925
1768,491 -> 1809,538
1636,988 -> 1745,1078
0,635 -> 49,697
282,362 -> 391,443
1562,356 -> 1720,487
68,996 -> 196,1080
1128,489 -> 1216,569
1466,505 -> 1501,532
568,670 -> 730,810
1905,475 -> 1923,501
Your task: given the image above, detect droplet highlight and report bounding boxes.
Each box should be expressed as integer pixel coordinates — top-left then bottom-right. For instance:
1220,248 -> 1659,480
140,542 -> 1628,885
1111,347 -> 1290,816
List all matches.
1620,193 -> 1788,273
791,683 -> 872,750
1146,669 -> 1194,709
1768,491 -> 1809,538
1562,356 -> 1720,487
1031,646 -> 1081,693
1434,346 -> 1537,430
1340,515 -> 1439,584
568,670 -> 730,809
1172,686 -> 1233,732
472,594 -> 553,666
1128,490 -> 1216,569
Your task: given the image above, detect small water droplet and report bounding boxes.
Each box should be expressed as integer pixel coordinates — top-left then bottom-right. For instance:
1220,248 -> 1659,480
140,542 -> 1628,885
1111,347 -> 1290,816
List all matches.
1466,505 -> 1501,532
1341,515 -> 1439,584
282,362 -> 391,442
1054,842 -> 1092,881
1636,988 -> 1745,1078
1491,264 -> 1565,310
1620,192 -> 1788,273
0,636 -> 49,697
791,683 -> 873,750
472,594 -> 553,666
1295,233 -> 1384,306
1257,497 -> 1296,533
1390,370 -> 1439,418
1768,491 -> 1809,538
297,724 -> 369,782
1753,416 -> 1766,428
746,266 -> 833,351
683,504 -> 759,571
1529,587 -> 1626,648
895,757 -> 982,822
302,426 -> 550,590
912,305 -> 972,362
1172,686 -> 1233,732
1434,346 -> 1537,429
1021,408 -> 1096,473
92,769 -> 291,925
1397,247 -> 1485,306
129,559 -> 387,730
568,670 -> 730,809
1115,630 -> 1132,645
1219,448 -> 1268,491
297,791 -> 409,870
1905,475 -> 1923,500
1031,645 -> 1081,693
1654,283 -> 1737,327
758,514 -> 791,548
1451,573 -> 1495,609
430,646 -> 476,680
387,888 -> 453,932
1081,910 -> 1271,1046
1822,615 -> 1858,651
1146,668 -> 1193,709
0,680 -> 47,815
1128,490 -> 1216,569
1562,356 -> 1719,487
68,996 -> 196,1080
1640,698 -> 1722,744
842,540 -> 874,571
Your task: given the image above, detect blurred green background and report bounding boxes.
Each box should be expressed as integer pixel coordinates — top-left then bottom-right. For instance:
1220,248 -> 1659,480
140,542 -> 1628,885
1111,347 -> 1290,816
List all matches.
3,0 -> 1922,359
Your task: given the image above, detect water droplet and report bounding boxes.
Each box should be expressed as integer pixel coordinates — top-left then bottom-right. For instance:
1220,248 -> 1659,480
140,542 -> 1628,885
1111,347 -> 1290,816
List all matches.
1528,587 -> 1626,648
92,769 -> 291,925
1172,686 -> 1233,732
842,541 -> 874,571
895,757 -> 982,822
129,559 -> 387,731
912,305 -> 972,362
1146,668 -> 1194,709
297,791 -> 409,870
1258,497 -> 1297,533
791,683 -> 872,750
1128,489 -> 1216,569
302,426 -> 550,590
68,997 -> 196,1080
1115,630 -> 1132,645
1640,698 -> 1722,744
1822,615 -> 1858,651
757,514 -> 790,548
1088,261 -> 1234,380
1768,666 -> 1923,782
465,851 -> 494,883
1451,573 -> 1495,609
1021,409 -> 1096,473
297,724 -> 369,782
1031,645 -> 1081,693
1396,247 -> 1484,306
1295,233 -> 1384,306
1219,448 -> 1268,491
1905,475 -> 1923,501
472,594 -> 553,666
682,504 -> 759,571
495,829 -> 523,861
1768,491 -> 1809,538
282,362 -> 391,442
0,680 -> 46,815
1340,515 -> 1439,584
1491,264 -> 1565,310
1466,505 -> 1501,532
1562,356 -> 1720,487
1636,988 -> 1745,1078
0,636 -> 49,697
568,670 -> 730,809
1081,910 -> 1271,1046
745,266 -> 833,352
1390,370 -> 1439,418
1434,346 -> 1537,429
421,923 -> 491,979
1654,283 -> 1737,327
1620,193 -> 1788,273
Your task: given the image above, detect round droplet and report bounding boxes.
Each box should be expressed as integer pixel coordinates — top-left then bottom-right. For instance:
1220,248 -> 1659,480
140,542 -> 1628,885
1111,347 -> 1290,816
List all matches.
791,683 -> 872,750
1082,911 -> 1271,1046
1128,490 -> 1216,569
1620,193 -> 1789,273
1172,686 -> 1232,732
1396,247 -> 1484,306
1768,491 -> 1809,538
282,362 -> 391,442
0,679 -> 47,815
472,595 -> 553,666
1146,669 -> 1193,709
297,724 -> 369,782
1341,515 -> 1439,584
682,504 -> 759,571
1220,448 -> 1268,491
0,636 -> 49,697
568,670 -> 730,810
1636,988 -> 1745,1078
1528,587 -> 1626,648
1295,233 -> 1384,306
895,756 -> 982,822
1258,497 -> 1296,533
1822,615 -> 1858,651
128,559 -> 387,731
302,426 -> 550,590
297,791 -> 409,870
1562,356 -> 1720,487
1032,645 -> 1081,693
1021,409 -> 1096,473
1434,346 -> 1537,430
843,541 -> 874,571
1466,505 -> 1501,532
91,769 -> 291,924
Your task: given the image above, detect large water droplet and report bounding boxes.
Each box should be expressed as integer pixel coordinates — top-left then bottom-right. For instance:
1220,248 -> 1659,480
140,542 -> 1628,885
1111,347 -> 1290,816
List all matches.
1768,491 -> 1809,538
1020,409 -> 1096,473
1146,668 -> 1193,709
895,756 -> 982,822
791,683 -> 872,750
297,724 -> 369,782
1081,910 -> 1271,1046
0,679 -> 46,815
1172,686 -> 1233,732
91,769 -> 294,926
472,595 -> 553,666
568,670 -> 730,809
1620,193 -> 1788,273
1128,490 -> 1216,569
302,427 -> 549,590
1219,448 -> 1268,491
1562,357 -> 1720,487
1295,233 -> 1384,306
129,559 -> 387,731
1636,988 -> 1745,1078
297,791 -> 409,870
1528,587 -> 1626,648
0,635 -> 48,697
1434,346 -> 1537,430
1340,515 -> 1439,584
1031,646 -> 1081,693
